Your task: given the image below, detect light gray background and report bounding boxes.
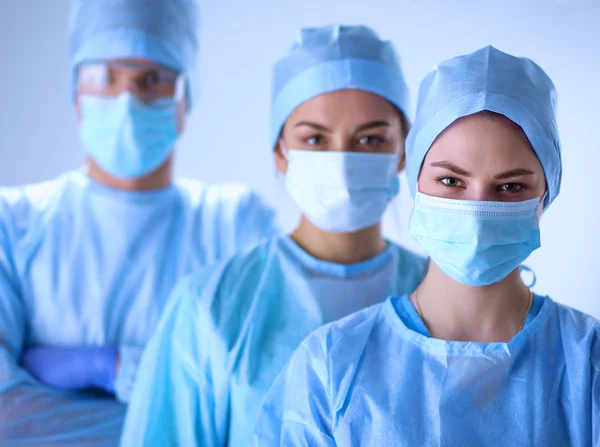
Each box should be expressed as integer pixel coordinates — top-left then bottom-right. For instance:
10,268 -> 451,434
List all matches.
1,0 -> 598,317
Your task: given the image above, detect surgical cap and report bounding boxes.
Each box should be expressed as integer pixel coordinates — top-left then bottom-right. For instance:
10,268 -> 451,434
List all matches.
271,24 -> 409,149
406,46 -> 561,207
69,0 -> 199,109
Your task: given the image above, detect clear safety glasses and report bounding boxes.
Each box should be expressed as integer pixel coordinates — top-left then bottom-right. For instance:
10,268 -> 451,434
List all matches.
77,60 -> 186,104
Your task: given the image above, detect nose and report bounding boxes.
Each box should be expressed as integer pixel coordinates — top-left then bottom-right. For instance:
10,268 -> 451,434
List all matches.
466,185 -> 493,202
328,136 -> 354,152
114,79 -> 149,102
328,140 -> 345,152
119,79 -> 139,95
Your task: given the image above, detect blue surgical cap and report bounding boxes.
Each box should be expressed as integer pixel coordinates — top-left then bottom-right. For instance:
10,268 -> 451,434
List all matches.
69,0 -> 199,109
406,46 -> 561,207
270,24 -> 409,149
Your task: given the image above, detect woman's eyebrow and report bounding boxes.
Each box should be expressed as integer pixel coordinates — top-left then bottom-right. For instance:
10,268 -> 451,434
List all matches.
355,121 -> 390,133
294,122 -> 332,133
494,169 -> 536,180
430,161 -> 471,177
430,162 -> 536,180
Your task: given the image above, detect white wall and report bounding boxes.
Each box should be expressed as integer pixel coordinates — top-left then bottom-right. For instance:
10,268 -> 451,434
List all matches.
1,0 -> 598,317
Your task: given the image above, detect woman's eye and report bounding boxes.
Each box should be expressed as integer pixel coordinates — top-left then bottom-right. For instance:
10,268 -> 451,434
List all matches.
440,177 -> 462,187
358,135 -> 383,145
499,183 -> 524,192
306,135 -> 324,145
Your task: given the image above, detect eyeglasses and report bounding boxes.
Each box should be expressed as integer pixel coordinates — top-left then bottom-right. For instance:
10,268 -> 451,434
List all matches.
77,61 -> 186,103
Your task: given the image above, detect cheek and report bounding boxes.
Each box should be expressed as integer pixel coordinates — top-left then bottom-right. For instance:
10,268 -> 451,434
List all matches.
416,171 -> 438,195
398,138 -> 406,155
377,138 -> 402,155
416,149 -> 440,194
392,138 -> 406,159
280,126 -> 302,149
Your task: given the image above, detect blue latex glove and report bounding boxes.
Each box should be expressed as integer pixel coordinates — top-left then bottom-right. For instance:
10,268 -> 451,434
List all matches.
20,346 -> 118,393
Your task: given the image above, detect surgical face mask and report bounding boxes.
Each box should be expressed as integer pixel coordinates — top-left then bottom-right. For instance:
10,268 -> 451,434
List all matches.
79,92 -> 179,179
284,148 -> 400,233
409,192 -> 542,286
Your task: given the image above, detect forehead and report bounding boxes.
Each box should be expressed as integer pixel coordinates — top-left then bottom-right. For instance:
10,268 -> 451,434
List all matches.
426,113 -> 544,170
89,58 -> 176,73
107,57 -> 159,66
287,89 -> 400,123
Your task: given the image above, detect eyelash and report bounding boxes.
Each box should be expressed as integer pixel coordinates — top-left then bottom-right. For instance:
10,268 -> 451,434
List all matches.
305,135 -> 324,145
358,135 -> 384,145
437,177 -> 527,193
304,135 -> 386,146
497,183 -> 525,193
437,177 -> 464,188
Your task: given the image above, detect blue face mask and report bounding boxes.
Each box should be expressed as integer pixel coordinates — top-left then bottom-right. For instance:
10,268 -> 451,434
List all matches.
409,192 -> 542,286
79,93 -> 179,179
284,149 -> 400,233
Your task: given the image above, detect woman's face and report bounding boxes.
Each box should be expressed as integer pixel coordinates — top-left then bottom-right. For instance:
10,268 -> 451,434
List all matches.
275,89 -> 406,174
418,113 -> 547,203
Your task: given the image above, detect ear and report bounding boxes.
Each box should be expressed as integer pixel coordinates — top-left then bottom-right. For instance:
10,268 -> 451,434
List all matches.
274,140 -> 288,175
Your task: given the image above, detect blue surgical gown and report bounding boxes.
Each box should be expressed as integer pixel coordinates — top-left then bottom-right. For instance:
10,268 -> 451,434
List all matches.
256,294 -> 600,446
120,236 -> 426,447
0,170 -> 276,446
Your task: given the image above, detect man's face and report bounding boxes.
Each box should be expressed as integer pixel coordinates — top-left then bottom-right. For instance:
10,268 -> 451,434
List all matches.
75,58 -> 187,131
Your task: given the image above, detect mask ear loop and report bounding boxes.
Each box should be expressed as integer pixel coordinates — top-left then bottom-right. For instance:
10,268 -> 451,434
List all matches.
278,138 -> 291,161
175,74 -> 186,103
274,138 -> 290,183
521,191 -> 546,288
538,191 -> 548,219
520,265 -> 537,289
522,192 -> 546,288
